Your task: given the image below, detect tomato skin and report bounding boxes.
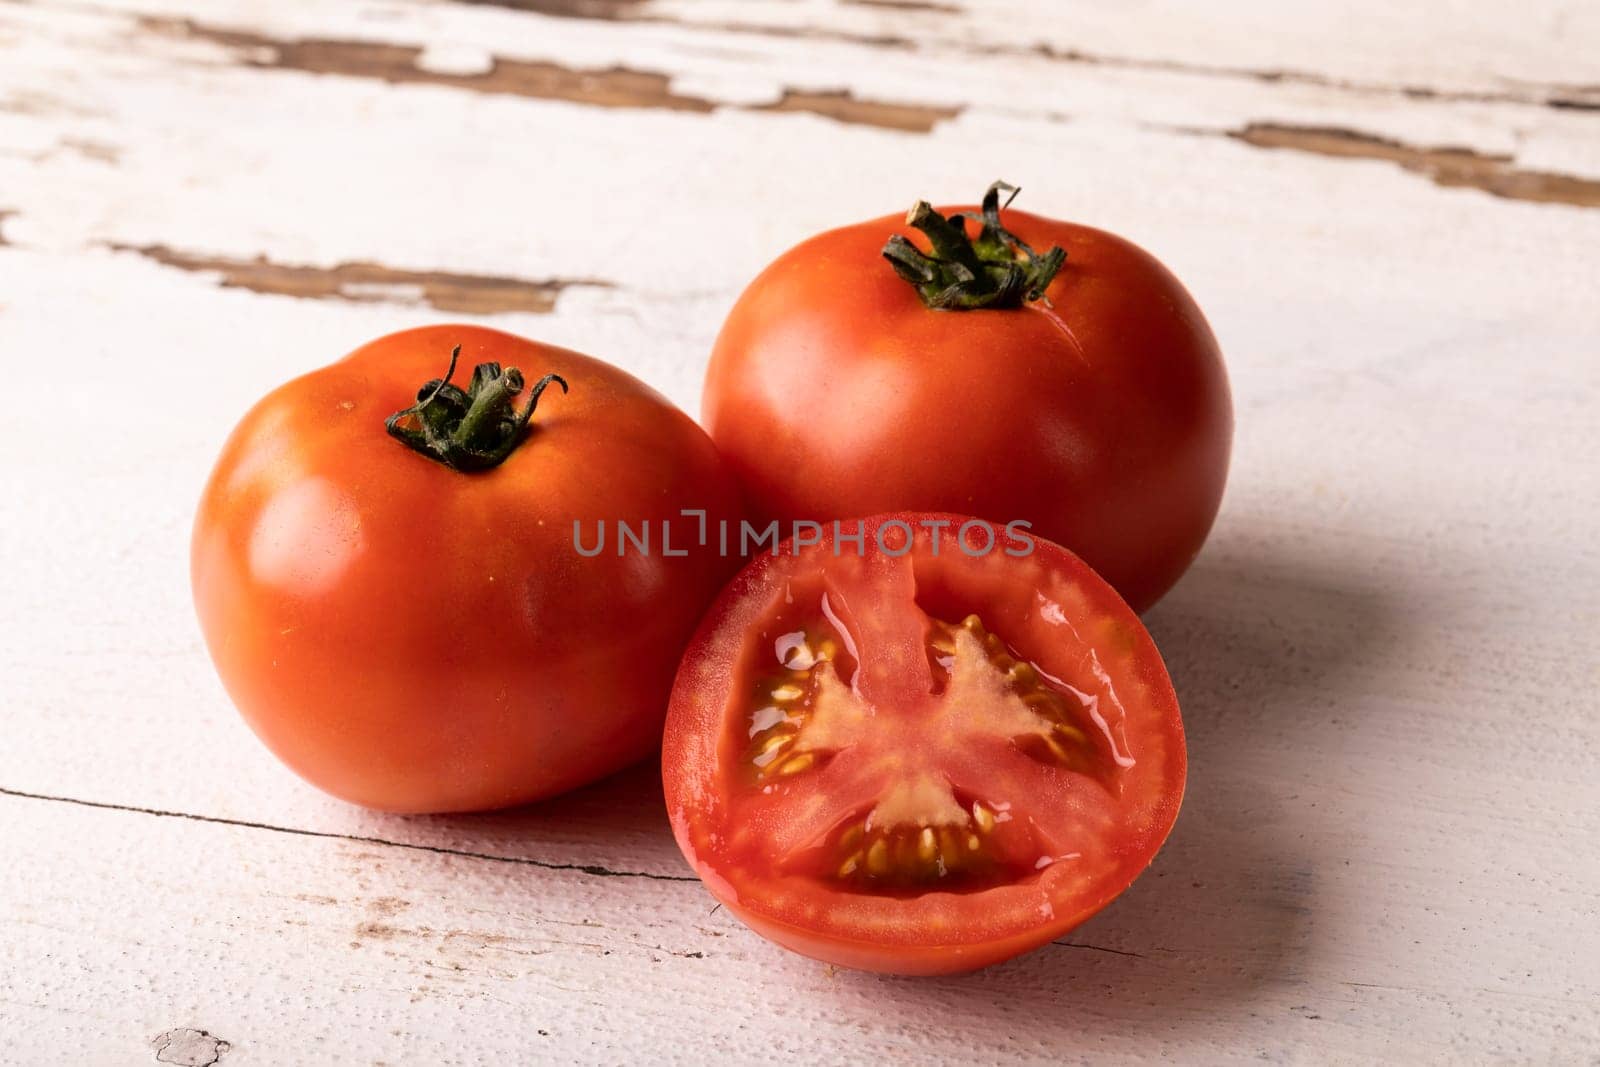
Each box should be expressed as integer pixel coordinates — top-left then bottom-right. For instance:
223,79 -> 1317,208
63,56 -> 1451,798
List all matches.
662,514 -> 1185,975
703,207 -> 1232,613
192,325 -> 743,813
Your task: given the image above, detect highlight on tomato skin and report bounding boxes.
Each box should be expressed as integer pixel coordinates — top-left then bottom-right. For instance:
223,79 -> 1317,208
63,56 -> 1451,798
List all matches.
191,324 -> 745,814
661,513 -> 1187,976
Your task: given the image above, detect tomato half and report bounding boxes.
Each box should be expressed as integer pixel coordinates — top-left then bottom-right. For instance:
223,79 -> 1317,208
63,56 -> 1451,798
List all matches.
662,514 -> 1185,974
193,325 -> 743,813
702,182 -> 1232,613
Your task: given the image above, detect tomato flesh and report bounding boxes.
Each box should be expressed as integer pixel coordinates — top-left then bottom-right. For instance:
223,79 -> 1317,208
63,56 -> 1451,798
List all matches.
662,515 -> 1186,974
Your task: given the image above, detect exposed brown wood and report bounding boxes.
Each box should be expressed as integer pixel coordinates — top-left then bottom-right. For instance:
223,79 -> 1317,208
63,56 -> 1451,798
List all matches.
0,89 -> 101,118
148,18 -> 959,132
842,0 -> 963,12
161,20 -> 715,113
449,0 -> 648,15
0,209 -> 12,247
58,138 -> 119,164
115,244 -> 611,314
1231,122 -> 1600,209
757,88 -> 959,133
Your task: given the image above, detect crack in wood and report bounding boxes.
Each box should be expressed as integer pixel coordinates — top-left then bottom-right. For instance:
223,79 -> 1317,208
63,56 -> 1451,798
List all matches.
1051,940 -> 1147,959
1514,79 -> 1600,112
451,0 -> 912,45
112,243 -> 609,314
1231,122 -> 1600,209
448,1 -> 929,49
150,18 -> 958,133
448,0 -> 647,16
842,0 -> 963,12
0,209 -> 13,246
0,785 -> 699,883
1028,45 -> 1598,113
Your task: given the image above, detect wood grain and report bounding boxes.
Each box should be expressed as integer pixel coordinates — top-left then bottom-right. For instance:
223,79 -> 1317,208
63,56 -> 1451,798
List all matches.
117,243 -> 611,314
1230,123 -> 1600,208
1,0 -> 1597,1062
448,0 -> 1600,108
149,15 -> 962,132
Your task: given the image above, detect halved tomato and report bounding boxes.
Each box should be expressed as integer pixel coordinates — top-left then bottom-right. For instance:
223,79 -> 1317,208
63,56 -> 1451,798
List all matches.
662,514 -> 1185,974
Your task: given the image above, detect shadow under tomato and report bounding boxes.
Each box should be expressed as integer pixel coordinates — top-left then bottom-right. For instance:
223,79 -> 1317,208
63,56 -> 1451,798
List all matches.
377,757 -> 684,877
807,530 -> 1407,1038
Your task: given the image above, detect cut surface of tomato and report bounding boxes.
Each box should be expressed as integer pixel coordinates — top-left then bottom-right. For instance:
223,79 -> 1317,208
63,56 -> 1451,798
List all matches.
662,515 -> 1186,975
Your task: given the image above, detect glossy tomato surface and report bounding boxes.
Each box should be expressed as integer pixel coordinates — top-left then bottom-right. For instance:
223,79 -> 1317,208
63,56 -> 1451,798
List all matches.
703,203 -> 1232,612
662,514 -> 1185,974
193,325 -> 743,813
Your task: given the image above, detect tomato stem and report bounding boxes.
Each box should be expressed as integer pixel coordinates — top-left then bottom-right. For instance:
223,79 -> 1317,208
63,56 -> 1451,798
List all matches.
384,345 -> 568,471
882,181 -> 1066,310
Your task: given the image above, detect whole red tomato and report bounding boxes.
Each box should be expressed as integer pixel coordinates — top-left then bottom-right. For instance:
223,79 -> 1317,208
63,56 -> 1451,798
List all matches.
193,325 -> 743,813
663,514 -> 1186,974
703,182 -> 1232,612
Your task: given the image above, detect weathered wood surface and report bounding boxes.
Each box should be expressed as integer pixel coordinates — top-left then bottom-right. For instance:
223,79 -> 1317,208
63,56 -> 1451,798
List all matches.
2,1 -> 1597,1062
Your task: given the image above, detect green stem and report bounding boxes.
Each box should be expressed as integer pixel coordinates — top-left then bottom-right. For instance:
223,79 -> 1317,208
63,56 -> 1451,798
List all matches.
882,181 -> 1066,311
385,345 -> 568,472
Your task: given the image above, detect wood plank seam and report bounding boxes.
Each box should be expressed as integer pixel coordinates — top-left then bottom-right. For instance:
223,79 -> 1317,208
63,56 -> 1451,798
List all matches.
0,785 -> 700,883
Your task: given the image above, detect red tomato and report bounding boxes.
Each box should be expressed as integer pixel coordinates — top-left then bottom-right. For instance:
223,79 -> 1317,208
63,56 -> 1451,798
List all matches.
662,514 -> 1185,974
703,183 -> 1232,612
193,325 -> 743,813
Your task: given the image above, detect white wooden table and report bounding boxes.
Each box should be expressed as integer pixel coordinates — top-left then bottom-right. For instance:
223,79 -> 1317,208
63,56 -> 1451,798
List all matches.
3,2 -> 1597,1062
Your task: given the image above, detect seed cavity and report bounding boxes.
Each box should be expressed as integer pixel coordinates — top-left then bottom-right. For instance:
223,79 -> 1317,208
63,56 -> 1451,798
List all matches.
776,629 -> 840,671
742,626 -> 850,780
819,774 -> 1028,889
776,752 -> 815,776
748,705 -> 789,737
751,732 -> 791,768
741,608 -> 1107,890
